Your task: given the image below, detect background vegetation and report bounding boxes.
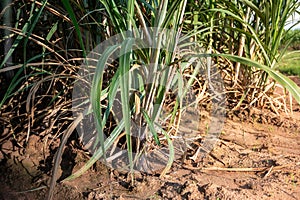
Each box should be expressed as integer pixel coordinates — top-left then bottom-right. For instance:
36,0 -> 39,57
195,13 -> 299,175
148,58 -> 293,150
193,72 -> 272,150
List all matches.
278,29 -> 300,77
278,51 -> 300,76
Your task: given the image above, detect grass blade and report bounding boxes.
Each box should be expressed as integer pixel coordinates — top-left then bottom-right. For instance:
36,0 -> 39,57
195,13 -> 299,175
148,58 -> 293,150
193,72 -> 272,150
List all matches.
62,0 -> 86,57
219,54 -> 300,104
64,120 -> 125,181
141,108 -> 160,145
119,38 -> 135,175
91,44 -> 120,163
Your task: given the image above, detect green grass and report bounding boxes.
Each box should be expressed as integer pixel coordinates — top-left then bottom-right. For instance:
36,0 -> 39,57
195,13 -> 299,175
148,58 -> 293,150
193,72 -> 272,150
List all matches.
278,51 -> 300,77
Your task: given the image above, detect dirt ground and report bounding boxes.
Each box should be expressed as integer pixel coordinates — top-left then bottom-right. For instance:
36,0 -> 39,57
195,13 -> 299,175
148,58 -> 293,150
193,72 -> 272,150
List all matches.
0,77 -> 300,200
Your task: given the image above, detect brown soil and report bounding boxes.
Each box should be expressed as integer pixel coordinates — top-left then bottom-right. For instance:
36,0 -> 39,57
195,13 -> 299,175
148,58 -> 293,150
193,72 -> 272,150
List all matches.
0,78 -> 300,200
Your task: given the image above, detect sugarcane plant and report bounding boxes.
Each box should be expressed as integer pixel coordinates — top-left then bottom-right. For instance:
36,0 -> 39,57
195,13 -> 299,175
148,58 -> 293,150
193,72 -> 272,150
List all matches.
184,0 -> 300,111
1,1 -> 300,200
63,0 -> 198,183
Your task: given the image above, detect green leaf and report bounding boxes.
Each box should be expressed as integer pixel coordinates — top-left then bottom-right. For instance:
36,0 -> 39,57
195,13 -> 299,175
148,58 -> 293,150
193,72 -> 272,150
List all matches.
64,120 -> 125,181
141,108 -> 161,145
91,44 -> 119,161
62,0 -> 86,57
220,54 -> 300,104
119,38 -> 136,173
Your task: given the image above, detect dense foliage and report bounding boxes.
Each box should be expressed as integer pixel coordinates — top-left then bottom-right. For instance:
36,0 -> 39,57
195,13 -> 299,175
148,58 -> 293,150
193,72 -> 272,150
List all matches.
1,1 -> 300,198
284,29 -> 300,50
